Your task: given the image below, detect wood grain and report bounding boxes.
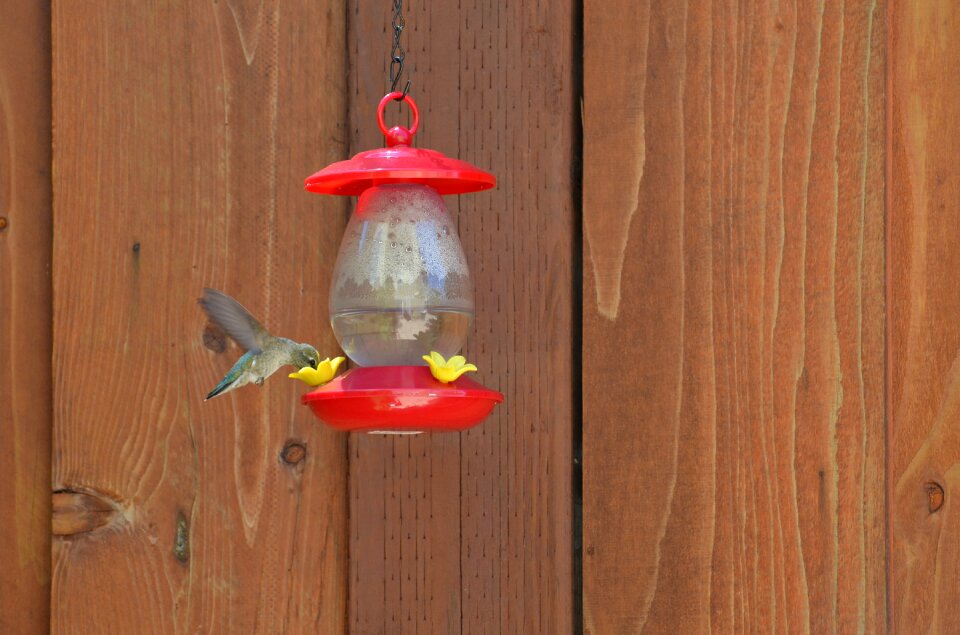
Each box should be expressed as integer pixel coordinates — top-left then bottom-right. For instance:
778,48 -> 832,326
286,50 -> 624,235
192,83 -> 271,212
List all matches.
582,1 -> 887,632
889,1 -> 960,631
347,1 -> 576,633
51,1 -> 348,632
0,2 -> 53,632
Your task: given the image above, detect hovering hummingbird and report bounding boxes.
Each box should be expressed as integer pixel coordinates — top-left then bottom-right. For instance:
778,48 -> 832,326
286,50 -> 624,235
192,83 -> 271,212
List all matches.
199,288 -> 320,400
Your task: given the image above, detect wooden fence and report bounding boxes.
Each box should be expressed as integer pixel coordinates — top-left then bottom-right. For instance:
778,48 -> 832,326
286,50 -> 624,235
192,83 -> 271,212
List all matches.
1,0 -> 959,633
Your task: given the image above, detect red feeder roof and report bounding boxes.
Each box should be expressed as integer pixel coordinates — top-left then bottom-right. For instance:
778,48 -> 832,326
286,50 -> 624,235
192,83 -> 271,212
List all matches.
304,92 -> 496,196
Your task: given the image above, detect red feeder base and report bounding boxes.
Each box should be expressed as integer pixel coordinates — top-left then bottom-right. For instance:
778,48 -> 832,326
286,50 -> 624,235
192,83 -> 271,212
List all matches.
302,366 -> 504,434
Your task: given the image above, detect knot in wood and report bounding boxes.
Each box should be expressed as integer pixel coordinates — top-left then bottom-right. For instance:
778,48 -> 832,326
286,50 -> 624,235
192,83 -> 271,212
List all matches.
926,481 -> 945,513
281,441 -> 307,465
52,488 -> 122,537
202,323 -> 228,353
174,510 -> 190,563
0,216 -> 8,232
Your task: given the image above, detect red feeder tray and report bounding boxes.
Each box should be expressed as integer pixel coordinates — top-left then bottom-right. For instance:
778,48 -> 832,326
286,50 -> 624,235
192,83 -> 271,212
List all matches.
303,366 -> 504,434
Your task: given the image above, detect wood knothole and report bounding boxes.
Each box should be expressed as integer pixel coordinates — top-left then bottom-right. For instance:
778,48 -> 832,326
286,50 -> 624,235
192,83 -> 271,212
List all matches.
174,510 -> 190,564
281,441 -> 307,466
52,488 -> 123,537
202,323 -> 228,353
925,481 -> 945,513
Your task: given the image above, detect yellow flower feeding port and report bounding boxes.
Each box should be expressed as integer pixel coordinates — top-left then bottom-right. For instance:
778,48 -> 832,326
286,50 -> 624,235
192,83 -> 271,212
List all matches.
422,352 -> 478,384
289,357 -> 346,387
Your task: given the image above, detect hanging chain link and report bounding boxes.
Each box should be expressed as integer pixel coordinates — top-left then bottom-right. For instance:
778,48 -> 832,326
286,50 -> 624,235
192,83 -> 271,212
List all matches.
388,0 -> 411,98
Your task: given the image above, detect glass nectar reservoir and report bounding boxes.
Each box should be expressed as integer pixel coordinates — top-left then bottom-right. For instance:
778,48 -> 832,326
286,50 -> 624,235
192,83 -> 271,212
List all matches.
330,184 -> 474,366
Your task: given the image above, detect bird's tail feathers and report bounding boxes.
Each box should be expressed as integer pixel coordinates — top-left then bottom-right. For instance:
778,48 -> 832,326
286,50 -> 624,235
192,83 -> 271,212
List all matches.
205,376 -> 235,400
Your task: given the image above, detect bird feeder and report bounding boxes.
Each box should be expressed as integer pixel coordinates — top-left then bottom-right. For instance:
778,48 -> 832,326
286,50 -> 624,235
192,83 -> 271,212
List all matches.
301,92 -> 503,434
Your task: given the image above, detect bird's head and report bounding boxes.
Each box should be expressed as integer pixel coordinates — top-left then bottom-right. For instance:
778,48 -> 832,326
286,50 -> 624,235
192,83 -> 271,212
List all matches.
291,343 -> 320,370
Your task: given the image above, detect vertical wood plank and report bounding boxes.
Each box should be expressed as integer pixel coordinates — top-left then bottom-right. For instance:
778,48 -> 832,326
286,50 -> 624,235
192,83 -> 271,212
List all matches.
889,1 -> 960,631
347,6 -> 465,634
347,2 -> 576,633
582,1 -> 887,632
50,2 -> 348,632
0,2 -> 52,632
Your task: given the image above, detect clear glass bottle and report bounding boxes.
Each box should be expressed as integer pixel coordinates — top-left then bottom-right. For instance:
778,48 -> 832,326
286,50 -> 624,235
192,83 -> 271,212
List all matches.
329,184 -> 474,366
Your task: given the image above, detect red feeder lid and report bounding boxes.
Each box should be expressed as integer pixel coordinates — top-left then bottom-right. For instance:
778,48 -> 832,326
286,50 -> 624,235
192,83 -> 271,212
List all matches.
305,92 -> 496,196
303,366 -> 504,434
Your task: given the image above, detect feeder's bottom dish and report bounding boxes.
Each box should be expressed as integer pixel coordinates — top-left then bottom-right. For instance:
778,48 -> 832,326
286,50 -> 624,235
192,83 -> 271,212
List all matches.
302,365 -> 503,433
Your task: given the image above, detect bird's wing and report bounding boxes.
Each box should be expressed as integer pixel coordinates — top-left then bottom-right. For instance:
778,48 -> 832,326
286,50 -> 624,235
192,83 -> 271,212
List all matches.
198,288 -> 270,353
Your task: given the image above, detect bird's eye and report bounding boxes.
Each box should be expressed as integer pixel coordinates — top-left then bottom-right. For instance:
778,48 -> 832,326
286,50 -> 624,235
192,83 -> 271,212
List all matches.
308,358 -> 316,368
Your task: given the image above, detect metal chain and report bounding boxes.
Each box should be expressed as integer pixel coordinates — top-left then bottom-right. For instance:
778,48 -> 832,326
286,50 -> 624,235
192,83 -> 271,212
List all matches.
389,0 -> 411,98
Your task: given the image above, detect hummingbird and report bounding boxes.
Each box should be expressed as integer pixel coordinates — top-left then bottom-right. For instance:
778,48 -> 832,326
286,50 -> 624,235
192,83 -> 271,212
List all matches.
199,288 -> 320,400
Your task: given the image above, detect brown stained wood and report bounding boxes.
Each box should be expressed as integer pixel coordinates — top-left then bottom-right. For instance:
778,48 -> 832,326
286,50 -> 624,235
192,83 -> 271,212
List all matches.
583,1 -> 887,633
347,2 -> 575,634
889,1 -> 960,631
0,2 -> 52,632
51,1 -> 348,632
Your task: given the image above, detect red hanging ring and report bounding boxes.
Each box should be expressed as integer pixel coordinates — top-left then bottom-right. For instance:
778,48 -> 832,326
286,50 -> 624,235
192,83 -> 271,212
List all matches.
377,92 -> 420,147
